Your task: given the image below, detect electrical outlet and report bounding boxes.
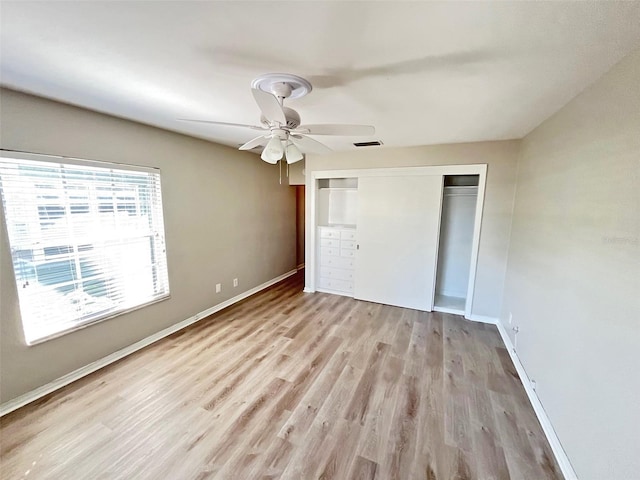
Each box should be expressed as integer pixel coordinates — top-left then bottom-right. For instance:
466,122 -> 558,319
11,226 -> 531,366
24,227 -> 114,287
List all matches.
233,278 -> 238,287
216,283 -> 221,293
509,312 -> 513,324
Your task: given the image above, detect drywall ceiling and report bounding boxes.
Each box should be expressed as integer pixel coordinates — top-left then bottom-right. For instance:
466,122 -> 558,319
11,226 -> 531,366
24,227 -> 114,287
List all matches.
2,1 -> 640,152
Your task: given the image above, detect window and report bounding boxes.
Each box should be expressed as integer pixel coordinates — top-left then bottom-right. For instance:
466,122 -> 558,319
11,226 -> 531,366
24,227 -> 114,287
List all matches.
0,152 -> 170,344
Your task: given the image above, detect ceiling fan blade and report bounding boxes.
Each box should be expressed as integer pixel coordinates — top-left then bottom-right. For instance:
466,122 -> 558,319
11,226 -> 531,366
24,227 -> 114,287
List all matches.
251,88 -> 286,125
178,119 -> 265,130
294,124 -> 375,136
290,134 -> 332,155
239,135 -> 268,150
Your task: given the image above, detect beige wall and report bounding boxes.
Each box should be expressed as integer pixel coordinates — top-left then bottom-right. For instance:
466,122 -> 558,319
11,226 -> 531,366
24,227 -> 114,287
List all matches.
502,48 -> 640,479
0,89 -> 296,403
288,160 -> 305,186
305,141 -> 520,318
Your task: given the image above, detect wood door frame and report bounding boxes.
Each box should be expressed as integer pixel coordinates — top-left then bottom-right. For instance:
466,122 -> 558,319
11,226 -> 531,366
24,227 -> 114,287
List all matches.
305,164 -> 487,319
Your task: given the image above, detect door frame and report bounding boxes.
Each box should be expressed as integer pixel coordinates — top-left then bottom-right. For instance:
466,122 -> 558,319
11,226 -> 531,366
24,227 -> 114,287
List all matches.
304,164 -> 487,319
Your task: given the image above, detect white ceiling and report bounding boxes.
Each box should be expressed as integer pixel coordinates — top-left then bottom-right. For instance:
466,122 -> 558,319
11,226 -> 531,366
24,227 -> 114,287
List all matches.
2,1 -> 640,152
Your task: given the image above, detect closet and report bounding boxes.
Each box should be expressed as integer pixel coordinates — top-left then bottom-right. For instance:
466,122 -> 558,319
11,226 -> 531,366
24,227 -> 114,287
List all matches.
433,175 -> 479,315
316,178 -> 358,296
310,166 -> 485,318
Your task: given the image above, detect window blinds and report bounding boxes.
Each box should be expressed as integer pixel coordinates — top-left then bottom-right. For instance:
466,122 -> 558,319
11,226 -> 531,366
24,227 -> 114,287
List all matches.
0,152 -> 170,344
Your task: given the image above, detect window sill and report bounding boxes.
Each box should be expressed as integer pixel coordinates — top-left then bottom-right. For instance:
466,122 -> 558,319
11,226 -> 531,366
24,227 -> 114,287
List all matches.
24,294 -> 171,346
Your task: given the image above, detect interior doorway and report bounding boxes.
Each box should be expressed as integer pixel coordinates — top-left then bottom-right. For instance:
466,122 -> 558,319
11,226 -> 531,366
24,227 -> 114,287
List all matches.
296,185 -> 305,269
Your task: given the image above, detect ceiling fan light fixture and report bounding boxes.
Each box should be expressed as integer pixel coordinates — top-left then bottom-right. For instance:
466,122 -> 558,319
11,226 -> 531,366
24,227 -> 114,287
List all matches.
285,142 -> 304,164
261,136 -> 284,164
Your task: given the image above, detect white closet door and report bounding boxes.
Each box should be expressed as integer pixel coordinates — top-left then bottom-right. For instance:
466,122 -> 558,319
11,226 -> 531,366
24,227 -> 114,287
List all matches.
354,175 -> 443,311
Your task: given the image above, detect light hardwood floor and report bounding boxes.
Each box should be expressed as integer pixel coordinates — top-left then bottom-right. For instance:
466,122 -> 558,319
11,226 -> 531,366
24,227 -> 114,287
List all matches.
0,271 -> 562,479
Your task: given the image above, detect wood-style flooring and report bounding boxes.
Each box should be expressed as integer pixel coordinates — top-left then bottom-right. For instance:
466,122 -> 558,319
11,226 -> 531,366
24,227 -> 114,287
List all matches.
0,271 -> 562,479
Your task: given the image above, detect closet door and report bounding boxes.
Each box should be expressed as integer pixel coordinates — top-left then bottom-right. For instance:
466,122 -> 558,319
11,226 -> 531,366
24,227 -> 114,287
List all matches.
354,175 -> 443,311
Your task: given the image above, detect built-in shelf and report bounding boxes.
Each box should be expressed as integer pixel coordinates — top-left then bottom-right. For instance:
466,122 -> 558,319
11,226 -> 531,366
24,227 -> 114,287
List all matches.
318,178 -> 358,189
318,178 -> 358,227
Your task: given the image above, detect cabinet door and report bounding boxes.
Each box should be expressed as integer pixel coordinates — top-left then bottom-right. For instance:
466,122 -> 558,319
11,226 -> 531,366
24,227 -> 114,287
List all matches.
354,175 -> 443,311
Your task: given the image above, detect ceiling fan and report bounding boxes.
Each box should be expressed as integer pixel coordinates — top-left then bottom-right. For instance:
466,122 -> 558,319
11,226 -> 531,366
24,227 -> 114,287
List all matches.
180,73 -> 375,164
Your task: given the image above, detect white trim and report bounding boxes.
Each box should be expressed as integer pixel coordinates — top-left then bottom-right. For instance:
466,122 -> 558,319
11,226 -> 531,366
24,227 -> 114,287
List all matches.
1,148 -> 160,174
306,164 -> 487,310
305,169 -> 317,291
0,269 -> 297,417
312,164 -> 487,180
315,287 -> 353,298
493,321 -> 578,480
296,263 -> 305,271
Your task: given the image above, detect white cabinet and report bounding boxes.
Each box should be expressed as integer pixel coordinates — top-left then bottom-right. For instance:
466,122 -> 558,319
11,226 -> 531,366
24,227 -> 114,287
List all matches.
317,226 -> 356,296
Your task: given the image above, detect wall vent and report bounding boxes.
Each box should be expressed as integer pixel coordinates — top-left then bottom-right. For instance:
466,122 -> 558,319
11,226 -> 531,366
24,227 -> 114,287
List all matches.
353,141 -> 383,147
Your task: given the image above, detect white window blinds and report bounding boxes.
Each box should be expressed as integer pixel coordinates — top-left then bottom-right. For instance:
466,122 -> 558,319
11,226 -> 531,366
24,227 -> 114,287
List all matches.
0,152 -> 170,344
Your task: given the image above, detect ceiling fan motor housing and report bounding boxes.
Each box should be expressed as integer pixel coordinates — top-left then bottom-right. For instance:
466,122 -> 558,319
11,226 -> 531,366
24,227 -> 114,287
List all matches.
260,107 -> 301,129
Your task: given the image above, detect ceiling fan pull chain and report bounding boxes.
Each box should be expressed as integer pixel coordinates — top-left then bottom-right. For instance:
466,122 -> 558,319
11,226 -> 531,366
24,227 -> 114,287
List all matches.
279,159 -> 282,185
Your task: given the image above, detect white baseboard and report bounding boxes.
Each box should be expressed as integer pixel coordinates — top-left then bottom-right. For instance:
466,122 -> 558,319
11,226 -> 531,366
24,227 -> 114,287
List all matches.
315,287 -> 353,298
0,269 -> 297,417
493,321 -> 578,480
464,314 -> 577,478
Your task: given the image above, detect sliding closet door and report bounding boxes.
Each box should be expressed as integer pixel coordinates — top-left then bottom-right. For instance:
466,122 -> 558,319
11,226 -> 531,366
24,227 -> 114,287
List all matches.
354,175 -> 443,311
